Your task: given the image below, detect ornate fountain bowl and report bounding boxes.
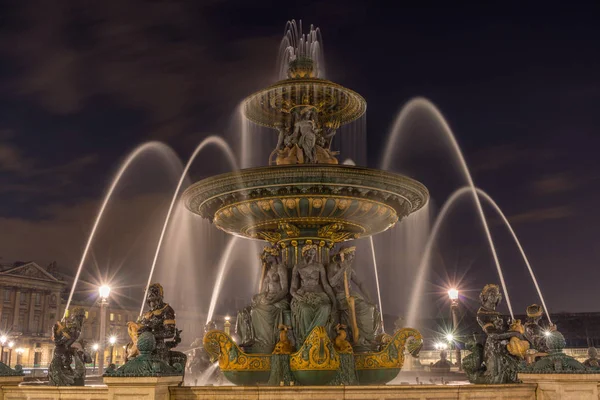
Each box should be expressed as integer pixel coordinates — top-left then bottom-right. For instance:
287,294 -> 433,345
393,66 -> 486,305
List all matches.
183,165 -> 428,246
243,78 -> 366,128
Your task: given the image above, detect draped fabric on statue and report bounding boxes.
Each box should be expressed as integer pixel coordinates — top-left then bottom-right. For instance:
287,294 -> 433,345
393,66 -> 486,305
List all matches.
291,292 -> 332,346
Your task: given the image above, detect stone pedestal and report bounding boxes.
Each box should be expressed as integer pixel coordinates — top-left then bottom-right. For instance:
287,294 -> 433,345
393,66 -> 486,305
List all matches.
104,376 -> 182,400
0,376 -> 24,399
520,373 -> 600,400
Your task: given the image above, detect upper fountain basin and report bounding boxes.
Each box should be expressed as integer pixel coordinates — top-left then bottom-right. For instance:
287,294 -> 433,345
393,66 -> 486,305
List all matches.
183,165 -> 428,245
243,78 -> 366,129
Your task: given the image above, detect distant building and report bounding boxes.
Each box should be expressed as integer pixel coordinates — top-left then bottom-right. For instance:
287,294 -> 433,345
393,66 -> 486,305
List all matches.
0,262 -> 65,368
0,261 -> 227,369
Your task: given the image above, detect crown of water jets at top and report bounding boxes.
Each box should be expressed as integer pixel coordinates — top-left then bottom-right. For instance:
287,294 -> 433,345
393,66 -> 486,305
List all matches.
277,20 -> 325,80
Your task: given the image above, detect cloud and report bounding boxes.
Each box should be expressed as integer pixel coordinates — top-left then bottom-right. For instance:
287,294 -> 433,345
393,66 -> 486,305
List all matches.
507,206 -> 574,224
0,1 -> 280,139
531,173 -> 577,195
471,144 -> 556,172
0,142 -> 29,173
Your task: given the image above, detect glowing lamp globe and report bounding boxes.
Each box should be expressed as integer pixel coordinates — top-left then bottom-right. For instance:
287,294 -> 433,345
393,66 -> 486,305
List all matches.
448,288 -> 459,300
99,285 -> 111,300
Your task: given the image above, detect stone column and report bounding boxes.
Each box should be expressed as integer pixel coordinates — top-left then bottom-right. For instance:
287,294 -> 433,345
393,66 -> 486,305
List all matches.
28,291 -> 35,333
41,292 -> 48,335
0,287 -> 4,324
52,290 -> 61,321
12,290 -> 20,331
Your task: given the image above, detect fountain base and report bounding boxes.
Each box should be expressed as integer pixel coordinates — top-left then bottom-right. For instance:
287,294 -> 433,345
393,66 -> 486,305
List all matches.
203,327 -> 422,386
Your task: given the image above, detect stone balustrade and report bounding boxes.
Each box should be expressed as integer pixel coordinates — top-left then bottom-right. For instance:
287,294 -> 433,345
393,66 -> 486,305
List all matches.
2,374 -> 600,399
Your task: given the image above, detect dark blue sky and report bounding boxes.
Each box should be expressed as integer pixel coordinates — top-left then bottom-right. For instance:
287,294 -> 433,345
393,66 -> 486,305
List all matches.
0,1 -> 598,314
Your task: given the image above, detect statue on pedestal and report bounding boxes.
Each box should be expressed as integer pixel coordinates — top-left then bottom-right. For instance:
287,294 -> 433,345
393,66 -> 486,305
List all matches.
462,284 -> 524,384
126,283 -> 186,369
236,246 -> 289,353
48,307 -> 91,386
290,244 -> 336,346
327,246 -> 381,350
430,349 -> 452,373
583,347 -> 600,369
523,304 -> 555,354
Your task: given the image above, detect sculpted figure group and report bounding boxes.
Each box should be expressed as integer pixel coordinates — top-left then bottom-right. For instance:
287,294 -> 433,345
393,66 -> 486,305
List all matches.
48,307 -> 91,386
270,107 -> 340,165
236,244 -> 382,353
463,284 -> 559,383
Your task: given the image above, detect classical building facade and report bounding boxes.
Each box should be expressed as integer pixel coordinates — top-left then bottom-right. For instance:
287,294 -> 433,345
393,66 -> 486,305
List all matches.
0,261 -> 229,370
0,262 -> 65,368
0,261 -> 139,368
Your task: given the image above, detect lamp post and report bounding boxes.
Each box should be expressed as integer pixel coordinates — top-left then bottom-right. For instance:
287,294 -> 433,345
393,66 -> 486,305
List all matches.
92,343 -> 99,374
224,316 -> 231,335
7,341 -> 14,367
448,288 -> 461,370
108,336 -> 116,365
98,285 -> 110,373
0,335 -> 6,364
15,348 -> 24,366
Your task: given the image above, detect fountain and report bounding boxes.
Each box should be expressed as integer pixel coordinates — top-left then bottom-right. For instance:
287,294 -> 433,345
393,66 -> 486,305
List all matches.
26,18 -> 599,400
180,23 -> 427,386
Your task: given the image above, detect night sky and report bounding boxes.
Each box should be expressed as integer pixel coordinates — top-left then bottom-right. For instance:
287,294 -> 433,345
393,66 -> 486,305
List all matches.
0,1 -> 598,316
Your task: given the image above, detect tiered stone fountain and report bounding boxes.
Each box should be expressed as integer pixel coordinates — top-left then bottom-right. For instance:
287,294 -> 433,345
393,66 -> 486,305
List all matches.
182,47 -> 428,386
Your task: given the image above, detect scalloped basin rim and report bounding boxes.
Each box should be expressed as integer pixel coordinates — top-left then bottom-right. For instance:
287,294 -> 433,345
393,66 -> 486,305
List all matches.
183,165 -> 429,242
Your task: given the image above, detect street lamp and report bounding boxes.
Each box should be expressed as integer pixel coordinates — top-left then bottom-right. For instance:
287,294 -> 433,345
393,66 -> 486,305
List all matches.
15,348 -> 24,366
0,335 -> 6,364
448,288 -> 461,370
7,341 -> 14,367
92,343 -> 99,374
224,316 -> 231,335
99,285 -> 111,300
98,284 -> 111,373
108,336 -> 116,365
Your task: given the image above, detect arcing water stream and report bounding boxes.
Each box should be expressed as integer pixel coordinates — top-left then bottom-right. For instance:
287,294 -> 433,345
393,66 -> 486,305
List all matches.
382,97 -> 514,320
139,136 -> 238,317
407,186 -> 551,326
64,141 -> 177,317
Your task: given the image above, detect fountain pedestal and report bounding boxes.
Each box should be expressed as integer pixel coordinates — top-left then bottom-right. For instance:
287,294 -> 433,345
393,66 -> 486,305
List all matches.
520,373 -> 600,400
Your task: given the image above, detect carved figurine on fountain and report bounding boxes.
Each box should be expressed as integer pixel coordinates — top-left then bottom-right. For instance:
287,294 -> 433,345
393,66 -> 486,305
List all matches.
271,106 -> 340,166
108,283 -> 185,377
327,246 -> 382,352
187,321 -> 224,385
48,307 -> 91,386
290,243 -> 337,345
236,246 -> 290,353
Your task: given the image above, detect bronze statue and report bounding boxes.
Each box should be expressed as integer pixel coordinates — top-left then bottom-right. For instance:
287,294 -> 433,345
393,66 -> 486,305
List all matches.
290,243 -> 336,345
48,307 -> 91,386
236,246 -> 289,352
327,246 -> 381,349
295,108 -> 319,163
126,283 -> 186,368
523,304 -> 555,354
430,349 -> 452,373
271,106 -> 339,165
463,284 -> 524,384
583,347 -> 600,369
